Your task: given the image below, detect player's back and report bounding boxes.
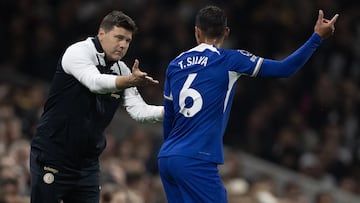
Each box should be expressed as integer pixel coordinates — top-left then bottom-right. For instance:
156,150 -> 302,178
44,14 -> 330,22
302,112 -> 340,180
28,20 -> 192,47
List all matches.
160,43 -> 258,164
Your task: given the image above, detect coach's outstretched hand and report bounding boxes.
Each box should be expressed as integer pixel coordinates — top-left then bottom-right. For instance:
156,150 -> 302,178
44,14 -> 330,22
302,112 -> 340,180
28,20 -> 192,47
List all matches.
130,59 -> 159,86
314,10 -> 339,39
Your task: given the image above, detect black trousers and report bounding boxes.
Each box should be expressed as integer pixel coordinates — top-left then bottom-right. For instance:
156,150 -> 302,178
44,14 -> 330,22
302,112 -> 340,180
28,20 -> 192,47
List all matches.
30,149 -> 100,203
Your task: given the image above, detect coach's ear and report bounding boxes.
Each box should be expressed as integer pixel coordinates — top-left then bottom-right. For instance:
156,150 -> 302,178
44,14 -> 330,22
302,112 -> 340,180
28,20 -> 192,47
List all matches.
98,28 -> 106,40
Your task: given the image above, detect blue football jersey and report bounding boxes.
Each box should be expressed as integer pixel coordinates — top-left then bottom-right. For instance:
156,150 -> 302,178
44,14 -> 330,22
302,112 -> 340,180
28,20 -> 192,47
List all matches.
158,43 -> 263,164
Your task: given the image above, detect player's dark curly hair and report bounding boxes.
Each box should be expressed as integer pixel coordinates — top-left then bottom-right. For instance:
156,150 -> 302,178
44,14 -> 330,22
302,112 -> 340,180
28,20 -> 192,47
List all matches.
100,10 -> 138,33
195,5 -> 227,38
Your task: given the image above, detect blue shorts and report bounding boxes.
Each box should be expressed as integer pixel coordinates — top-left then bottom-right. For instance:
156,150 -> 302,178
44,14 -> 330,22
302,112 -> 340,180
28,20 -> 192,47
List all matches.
158,156 -> 227,203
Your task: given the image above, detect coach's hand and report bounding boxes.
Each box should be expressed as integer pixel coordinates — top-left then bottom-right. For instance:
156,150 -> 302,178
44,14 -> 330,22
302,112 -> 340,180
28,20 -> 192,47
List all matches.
314,10 -> 339,39
115,59 -> 159,90
129,59 -> 159,86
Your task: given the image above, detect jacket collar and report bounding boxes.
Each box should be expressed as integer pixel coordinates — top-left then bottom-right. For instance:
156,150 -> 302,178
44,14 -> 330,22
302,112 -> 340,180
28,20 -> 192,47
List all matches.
92,36 -> 104,53
91,36 -> 117,68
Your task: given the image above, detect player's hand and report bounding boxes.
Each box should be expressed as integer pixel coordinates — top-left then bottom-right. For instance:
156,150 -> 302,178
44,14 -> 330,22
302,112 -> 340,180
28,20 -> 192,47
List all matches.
314,10 -> 339,39
129,59 -> 159,86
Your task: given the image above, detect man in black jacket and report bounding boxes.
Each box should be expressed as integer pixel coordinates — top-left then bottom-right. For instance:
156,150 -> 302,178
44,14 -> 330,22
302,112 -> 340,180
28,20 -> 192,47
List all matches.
30,10 -> 163,203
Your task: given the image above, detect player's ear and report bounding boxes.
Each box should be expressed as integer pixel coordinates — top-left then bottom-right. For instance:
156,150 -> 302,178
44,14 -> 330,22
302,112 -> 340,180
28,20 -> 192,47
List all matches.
195,26 -> 200,36
195,26 -> 202,43
224,27 -> 230,37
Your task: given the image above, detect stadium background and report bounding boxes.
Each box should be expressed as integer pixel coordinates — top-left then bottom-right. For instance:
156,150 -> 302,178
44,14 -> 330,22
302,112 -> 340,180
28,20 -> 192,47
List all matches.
0,0 -> 359,202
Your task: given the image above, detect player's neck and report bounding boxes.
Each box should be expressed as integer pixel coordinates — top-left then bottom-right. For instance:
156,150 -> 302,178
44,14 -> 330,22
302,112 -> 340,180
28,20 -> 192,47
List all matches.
203,38 -> 221,48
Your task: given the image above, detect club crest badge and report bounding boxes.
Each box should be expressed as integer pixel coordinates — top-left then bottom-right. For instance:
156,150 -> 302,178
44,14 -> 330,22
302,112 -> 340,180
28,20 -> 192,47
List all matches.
43,173 -> 55,184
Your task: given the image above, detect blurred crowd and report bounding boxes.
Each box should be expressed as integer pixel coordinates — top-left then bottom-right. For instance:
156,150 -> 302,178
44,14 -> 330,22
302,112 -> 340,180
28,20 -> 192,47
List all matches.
0,0 -> 360,202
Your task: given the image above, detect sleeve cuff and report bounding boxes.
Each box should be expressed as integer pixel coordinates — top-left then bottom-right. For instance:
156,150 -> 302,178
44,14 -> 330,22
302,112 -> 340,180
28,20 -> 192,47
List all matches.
311,33 -> 323,46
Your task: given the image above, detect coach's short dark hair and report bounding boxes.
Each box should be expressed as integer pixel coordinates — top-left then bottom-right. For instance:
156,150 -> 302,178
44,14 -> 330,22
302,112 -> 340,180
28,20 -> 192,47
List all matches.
100,11 -> 138,33
195,5 -> 227,38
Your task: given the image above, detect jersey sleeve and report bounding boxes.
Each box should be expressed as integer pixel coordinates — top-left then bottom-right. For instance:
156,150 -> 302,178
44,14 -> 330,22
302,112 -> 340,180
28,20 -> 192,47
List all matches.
163,67 -> 173,100
163,68 -> 175,140
226,49 -> 264,77
227,33 -> 322,78
62,42 -> 117,94
258,33 -> 322,77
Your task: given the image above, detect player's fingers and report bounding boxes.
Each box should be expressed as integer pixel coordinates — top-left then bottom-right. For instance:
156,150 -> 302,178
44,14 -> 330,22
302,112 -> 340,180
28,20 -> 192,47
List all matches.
317,10 -> 324,22
322,18 -> 330,23
329,14 -> 339,25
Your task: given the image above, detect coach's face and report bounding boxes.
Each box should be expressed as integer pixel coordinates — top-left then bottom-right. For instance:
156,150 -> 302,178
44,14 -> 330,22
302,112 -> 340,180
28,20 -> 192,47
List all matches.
98,26 -> 132,61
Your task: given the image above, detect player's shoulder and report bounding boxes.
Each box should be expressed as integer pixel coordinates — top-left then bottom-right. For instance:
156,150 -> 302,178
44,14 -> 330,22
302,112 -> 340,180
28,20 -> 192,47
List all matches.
223,48 -> 258,61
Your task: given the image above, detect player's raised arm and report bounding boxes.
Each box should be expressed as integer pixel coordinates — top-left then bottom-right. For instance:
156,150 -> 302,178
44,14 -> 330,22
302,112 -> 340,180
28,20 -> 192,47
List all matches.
256,10 -> 339,78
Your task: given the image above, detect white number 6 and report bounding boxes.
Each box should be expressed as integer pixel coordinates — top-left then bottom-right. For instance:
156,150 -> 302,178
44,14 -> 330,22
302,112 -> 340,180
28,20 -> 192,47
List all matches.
179,73 -> 203,117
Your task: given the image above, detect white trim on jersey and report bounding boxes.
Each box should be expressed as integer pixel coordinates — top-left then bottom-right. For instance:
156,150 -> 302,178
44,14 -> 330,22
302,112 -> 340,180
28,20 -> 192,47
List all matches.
252,57 -> 264,77
164,94 -> 173,101
224,71 -> 241,112
176,43 -> 220,59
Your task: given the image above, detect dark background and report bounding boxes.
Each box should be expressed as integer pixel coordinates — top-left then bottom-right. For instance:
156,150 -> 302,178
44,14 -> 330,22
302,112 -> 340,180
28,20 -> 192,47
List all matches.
0,0 -> 360,201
